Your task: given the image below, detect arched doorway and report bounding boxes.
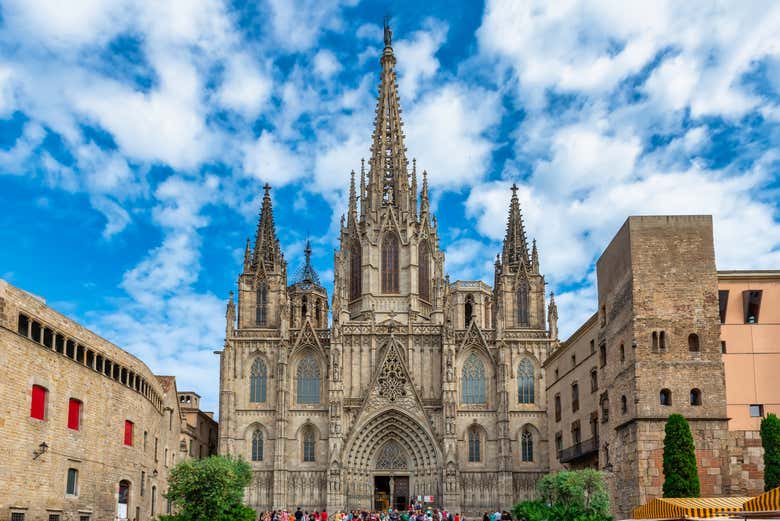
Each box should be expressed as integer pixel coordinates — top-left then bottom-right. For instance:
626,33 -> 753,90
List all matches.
373,439 -> 410,511
343,409 -> 442,509
117,480 -> 130,520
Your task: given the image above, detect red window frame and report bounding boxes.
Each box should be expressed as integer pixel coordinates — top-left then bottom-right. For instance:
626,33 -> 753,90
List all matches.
124,420 -> 134,446
67,398 -> 82,430
30,385 -> 47,420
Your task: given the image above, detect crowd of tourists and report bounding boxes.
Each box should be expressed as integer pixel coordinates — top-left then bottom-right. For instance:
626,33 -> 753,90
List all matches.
258,507 -> 515,521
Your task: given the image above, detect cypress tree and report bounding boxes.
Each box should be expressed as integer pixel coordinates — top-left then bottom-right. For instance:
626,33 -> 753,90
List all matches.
761,413 -> 780,491
662,413 -> 701,497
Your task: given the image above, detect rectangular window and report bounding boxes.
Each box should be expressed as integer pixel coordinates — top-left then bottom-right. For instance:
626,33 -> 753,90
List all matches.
48,515 -> 60,521
743,290 -> 763,323
571,420 -> 581,445
599,342 -> 607,367
67,399 -> 82,430
80,516 -> 91,521
17,313 -> 29,336
718,290 -> 729,323
141,471 -> 145,497
571,354 -> 576,367
589,339 -> 595,353
720,341 -> 727,354
155,437 -> 159,461
124,420 -> 134,446
31,384 -> 47,420
11,513 -> 25,521
571,383 -> 579,413
750,404 -> 764,417
66,468 -> 78,495
555,432 -> 562,454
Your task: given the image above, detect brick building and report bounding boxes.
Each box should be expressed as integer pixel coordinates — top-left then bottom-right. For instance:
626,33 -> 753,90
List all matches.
0,280 -> 213,521
544,216 -> 780,518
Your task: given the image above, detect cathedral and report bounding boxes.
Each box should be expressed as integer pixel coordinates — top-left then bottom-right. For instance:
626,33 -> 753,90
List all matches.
217,23 -> 556,514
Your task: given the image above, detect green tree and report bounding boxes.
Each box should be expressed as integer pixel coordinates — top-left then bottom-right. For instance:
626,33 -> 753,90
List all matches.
512,469 -> 612,521
662,414 -> 700,498
761,413 -> 780,491
163,455 -> 255,521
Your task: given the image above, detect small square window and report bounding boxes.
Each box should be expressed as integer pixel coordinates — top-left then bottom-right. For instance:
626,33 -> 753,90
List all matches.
750,404 -> 764,418
48,514 -> 60,521
11,513 -> 25,521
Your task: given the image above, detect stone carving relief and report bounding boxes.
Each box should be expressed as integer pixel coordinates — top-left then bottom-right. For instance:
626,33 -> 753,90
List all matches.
377,347 -> 407,402
375,440 -> 409,469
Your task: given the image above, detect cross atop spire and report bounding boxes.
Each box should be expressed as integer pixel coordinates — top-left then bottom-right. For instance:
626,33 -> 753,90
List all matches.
365,18 -> 410,213
252,183 -> 282,271
502,183 -> 531,269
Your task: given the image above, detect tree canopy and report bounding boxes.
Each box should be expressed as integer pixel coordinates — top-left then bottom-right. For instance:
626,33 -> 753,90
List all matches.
662,414 -> 700,498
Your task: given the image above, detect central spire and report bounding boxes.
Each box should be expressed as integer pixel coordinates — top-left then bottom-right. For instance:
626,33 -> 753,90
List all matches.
366,18 -> 410,213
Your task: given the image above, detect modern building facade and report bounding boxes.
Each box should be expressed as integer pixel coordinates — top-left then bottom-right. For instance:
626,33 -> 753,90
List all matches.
544,217 -> 780,518
217,24 -> 555,515
0,279 -> 213,521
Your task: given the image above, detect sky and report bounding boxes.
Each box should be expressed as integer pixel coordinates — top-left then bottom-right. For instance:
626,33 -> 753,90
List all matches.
1,0 -> 779,416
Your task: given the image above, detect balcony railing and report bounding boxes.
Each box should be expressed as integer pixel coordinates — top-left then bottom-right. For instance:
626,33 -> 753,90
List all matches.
558,436 -> 599,463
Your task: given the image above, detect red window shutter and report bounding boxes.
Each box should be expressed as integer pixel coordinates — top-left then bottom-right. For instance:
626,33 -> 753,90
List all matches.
30,385 -> 46,420
124,420 -> 133,446
68,399 -> 81,430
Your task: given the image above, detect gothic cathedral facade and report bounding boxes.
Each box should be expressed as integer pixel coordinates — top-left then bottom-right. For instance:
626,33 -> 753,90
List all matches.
218,25 -> 558,514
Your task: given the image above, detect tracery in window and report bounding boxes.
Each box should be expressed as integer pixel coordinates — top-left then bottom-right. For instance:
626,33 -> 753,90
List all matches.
462,353 -> 486,404
381,234 -> 400,293
252,429 -> 263,461
516,281 -> 529,326
296,355 -> 321,404
517,358 -> 535,404
418,242 -> 430,301
250,358 -> 267,403
521,430 -> 534,462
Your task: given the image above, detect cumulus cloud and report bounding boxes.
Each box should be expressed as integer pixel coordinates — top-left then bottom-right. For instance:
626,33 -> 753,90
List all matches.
395,20 -> 448,100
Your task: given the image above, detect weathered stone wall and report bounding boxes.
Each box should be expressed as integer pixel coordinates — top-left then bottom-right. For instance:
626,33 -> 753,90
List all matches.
728,430 -> 765,496
0,280 -> 182,521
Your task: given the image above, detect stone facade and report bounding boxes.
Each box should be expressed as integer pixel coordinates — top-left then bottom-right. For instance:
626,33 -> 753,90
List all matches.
544,217 -> 780,519
217,24 -> 554,516
178,392 -> 219,460
0,280 -> 185,521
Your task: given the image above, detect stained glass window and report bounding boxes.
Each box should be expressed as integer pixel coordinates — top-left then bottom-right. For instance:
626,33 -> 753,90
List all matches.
516,282 -> 529,326
256,283 -> 267,326
382,234 -> 399,293
517,358 -> 534,403
250,359 -> 267,403
468,428 -> 481,462
303,429 -> 315,462
297,356 -> 320,404
521,430 -> 533,462
252,429 -> 263,461
462,353 -> 486,404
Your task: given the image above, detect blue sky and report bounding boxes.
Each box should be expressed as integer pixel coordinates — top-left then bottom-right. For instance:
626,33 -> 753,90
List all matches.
1,1 -> 779,415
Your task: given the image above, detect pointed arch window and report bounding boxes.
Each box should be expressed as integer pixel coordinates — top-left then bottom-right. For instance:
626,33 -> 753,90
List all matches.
256,283 -> 268,326
296,355 -> 321,404
250,359 -> 267,403
516,281 -> 529,326
303,428 -> 316,462
462,353 -> 487,404
517,358 -> 535,404
521,429 -> 534,462
350,242 -> 362,300
418,242 -> 430,301
381,234 -> 400,293
251,429 -> 263,461
468,428 -> 481,462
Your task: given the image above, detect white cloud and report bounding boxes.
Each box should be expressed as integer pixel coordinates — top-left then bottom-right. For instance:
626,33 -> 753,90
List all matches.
243,132 -> 305,186
313,50 -> 343,79
89,195 -> 131,238
405,84 -> 501,189
217,54 -> 272,118
263,0 -> 355,52
395,20 -> 448,100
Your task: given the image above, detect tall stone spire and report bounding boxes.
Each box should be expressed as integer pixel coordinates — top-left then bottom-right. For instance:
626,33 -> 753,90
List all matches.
295,239 -> 320,286
243,238 -> 252,272
420,169 -> 430,220
548,291 -> 558,340
348,169 -> 358,226
502,183 -> 530,268
366,18 -> 410,213
252,183 -> 282,271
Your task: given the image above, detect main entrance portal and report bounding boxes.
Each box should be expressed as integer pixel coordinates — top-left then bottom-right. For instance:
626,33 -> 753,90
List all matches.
374,475 -> 409,511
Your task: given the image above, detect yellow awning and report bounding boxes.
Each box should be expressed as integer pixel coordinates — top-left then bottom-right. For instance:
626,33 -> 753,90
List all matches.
742,487 -> 780,512
633,496 -> 751,519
